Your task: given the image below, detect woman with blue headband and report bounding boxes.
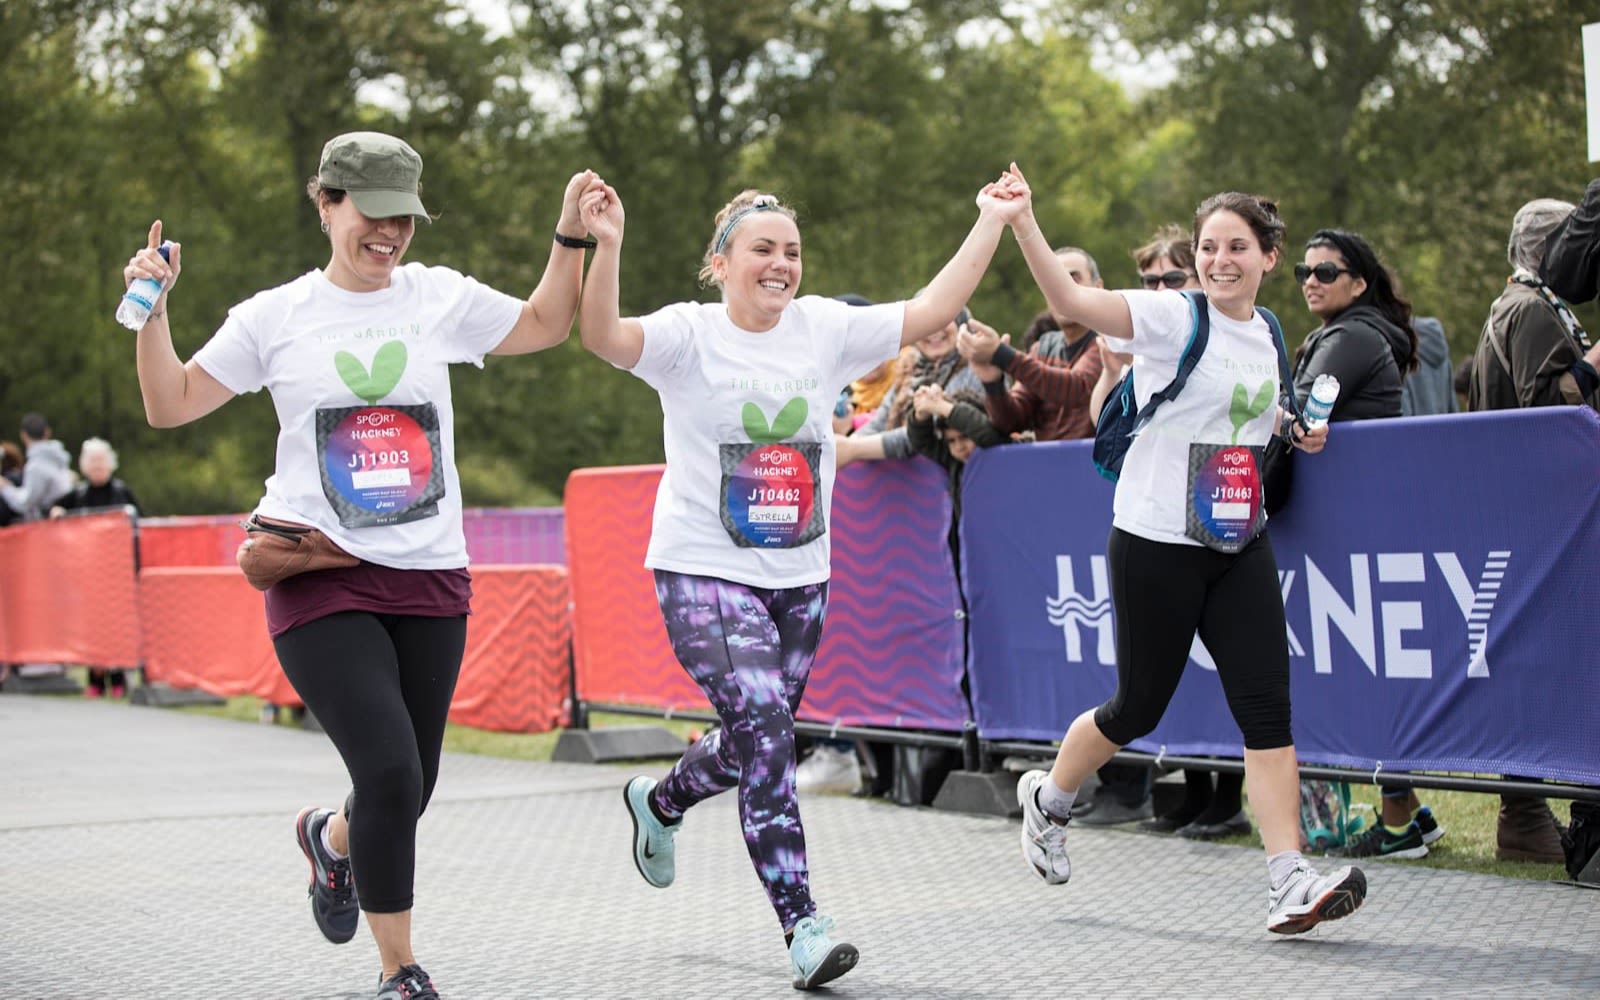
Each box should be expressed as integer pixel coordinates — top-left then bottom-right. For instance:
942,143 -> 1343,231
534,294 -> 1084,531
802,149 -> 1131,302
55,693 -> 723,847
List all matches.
577,179 -> 1028,990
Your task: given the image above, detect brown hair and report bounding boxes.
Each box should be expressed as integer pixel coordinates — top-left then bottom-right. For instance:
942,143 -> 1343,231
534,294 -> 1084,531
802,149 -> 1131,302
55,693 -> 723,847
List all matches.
1192,193 -> 1286,255
1133,224 -> 1196,273
698,190 -> 799,287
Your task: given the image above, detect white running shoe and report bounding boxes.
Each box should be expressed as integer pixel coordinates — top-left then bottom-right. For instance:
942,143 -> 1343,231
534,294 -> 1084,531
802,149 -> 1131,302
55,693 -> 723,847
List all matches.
796,745 -> 861,795
1267,860 -> 1367,934
1017,770 -> 1072,885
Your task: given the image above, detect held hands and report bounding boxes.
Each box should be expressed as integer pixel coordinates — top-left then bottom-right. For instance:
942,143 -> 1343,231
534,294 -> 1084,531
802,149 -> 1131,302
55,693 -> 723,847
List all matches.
579,180 -> 625,247
125,220 -> 181,299
559,170 -> 605,237
976,161 -> 1032,225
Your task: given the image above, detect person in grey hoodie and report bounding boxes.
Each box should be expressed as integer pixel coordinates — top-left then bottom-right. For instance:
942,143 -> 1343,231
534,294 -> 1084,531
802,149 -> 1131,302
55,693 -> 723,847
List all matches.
1401,316 -> 1456,416
0,413 -> 74,522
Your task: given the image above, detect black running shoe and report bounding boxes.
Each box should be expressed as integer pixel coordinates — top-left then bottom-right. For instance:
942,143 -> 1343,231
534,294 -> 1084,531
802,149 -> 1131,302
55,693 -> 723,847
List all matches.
295,806 -> 359,944
376,964 -> 441,1000
1328,820 -> 1428,859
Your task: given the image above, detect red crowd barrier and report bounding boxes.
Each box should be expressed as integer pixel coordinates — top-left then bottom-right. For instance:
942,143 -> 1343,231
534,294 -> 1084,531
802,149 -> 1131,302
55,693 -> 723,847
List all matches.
0,511 -> 141,667
564,466 -> 701,710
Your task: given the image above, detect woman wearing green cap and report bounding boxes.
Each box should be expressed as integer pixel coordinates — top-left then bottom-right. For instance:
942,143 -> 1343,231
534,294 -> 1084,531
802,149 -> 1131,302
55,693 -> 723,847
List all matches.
122,130 -> 604,1000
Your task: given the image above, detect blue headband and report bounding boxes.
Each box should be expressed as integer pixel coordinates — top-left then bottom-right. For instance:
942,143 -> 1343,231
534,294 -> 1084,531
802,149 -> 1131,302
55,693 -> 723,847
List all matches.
713,198 -> 782,257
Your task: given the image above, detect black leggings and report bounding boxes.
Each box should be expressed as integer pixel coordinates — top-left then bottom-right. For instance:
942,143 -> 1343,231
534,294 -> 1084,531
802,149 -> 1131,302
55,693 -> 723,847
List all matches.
1094,528 -> 1292,750
273,612 -> 466,913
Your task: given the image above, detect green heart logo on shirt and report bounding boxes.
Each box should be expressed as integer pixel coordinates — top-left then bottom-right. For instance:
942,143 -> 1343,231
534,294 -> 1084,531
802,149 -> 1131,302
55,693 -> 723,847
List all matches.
1229,379 -> 1275,444
335,340 -> 408,404
743,397 -> 808,444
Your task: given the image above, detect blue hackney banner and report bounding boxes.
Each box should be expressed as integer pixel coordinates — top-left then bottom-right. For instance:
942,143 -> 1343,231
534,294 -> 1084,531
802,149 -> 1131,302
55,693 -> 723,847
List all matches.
959,407 -> 1600,787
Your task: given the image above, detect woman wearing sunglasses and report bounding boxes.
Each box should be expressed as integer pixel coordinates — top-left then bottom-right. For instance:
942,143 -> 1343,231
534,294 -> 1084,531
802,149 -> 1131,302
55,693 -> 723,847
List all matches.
1292,231 -> 1418,421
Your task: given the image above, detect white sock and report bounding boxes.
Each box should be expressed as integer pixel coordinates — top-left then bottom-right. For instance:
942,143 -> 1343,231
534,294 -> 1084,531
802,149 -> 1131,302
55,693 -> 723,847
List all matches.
321,820 -> 347,860
1035,777 -> 1077,824
1267,850 -> 1304,887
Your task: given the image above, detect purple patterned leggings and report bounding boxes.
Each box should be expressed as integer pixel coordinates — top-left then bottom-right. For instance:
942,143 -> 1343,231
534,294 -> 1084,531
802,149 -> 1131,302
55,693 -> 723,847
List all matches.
648,569 -> 828,931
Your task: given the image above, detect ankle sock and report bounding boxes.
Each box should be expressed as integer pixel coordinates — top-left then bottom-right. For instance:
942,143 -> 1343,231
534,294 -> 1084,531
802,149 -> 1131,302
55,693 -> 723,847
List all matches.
1035,778 -> 1077,824
1267,850 -> 1305,888
320,821 -> 347,860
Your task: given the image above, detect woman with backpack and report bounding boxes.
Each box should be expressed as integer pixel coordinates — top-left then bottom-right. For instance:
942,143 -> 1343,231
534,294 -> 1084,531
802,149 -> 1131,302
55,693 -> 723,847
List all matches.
997,164 -> 1369,935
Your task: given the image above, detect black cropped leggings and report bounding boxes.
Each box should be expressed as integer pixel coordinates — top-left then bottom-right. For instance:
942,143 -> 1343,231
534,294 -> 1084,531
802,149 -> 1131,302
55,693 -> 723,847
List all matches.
1094,528 -> 1292,751
273,611 -> 466,913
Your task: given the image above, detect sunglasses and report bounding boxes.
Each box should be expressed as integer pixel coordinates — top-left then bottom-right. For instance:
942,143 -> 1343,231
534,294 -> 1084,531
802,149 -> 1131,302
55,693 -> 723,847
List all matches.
1140,270 -> 1192,290
1294,262 -> 1356,285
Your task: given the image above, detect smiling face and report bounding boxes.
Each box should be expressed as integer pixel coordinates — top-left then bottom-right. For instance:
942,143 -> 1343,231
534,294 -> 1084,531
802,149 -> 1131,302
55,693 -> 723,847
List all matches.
1195,210 -> 1277,318
713,214 -> 803,332
321,196 -> 415,292
917,320 -> 960,359
1300,245 -> 1367,321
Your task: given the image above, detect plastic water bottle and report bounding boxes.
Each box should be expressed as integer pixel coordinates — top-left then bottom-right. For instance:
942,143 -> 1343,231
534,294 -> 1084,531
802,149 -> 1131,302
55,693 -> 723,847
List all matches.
1301,373 -> 1340,428
115,241 -> 173,330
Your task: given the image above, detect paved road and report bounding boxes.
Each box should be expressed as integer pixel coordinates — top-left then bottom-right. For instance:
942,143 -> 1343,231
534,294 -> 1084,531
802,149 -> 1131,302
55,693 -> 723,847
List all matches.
3,696 -> 1597,999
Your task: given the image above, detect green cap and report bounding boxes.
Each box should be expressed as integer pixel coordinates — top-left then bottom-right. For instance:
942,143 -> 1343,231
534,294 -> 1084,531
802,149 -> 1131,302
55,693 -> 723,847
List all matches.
318,132 -> 431,223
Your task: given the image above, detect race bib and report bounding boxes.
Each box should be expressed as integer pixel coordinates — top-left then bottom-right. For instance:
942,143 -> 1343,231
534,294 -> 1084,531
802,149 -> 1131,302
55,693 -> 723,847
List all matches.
719,441 -> 824,548
1185,442 -> 1266,553
316,403 -> 445,528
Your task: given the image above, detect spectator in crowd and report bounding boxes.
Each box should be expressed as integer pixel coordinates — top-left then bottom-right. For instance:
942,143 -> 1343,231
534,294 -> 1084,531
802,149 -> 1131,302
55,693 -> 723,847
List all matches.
1004,170 -> 1367,935
0,413 -> 75,523
959,246 -> 1105,443
836,305 -> 985,467
905,384 -> 1004,571
1471,198 -> 1600,410
49,438 -> 142,698
1288,230 -> 1445,861
0,441 -> 23,528
1402,316 -> 1455,416
124,131 -> 600,1000
1291,230 -> 1418,420
578,174 -> 1024,989
1540,177 -> 1600,304
51,438 -> 141,518
1468,197 -> 1599,865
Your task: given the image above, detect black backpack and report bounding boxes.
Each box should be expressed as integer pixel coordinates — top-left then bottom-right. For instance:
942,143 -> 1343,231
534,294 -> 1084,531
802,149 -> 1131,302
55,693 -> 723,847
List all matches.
1092,290 -> 1295,481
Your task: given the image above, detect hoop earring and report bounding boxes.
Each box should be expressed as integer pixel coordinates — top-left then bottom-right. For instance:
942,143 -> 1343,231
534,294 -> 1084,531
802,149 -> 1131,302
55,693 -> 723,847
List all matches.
320,220 -> 329,234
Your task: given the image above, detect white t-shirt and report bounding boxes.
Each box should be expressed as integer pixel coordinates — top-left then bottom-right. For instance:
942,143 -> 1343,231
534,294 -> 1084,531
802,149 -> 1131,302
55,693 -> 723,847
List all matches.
629,295 -> 904,588
1113,290 -> 1283,546
194,263 -> 524,568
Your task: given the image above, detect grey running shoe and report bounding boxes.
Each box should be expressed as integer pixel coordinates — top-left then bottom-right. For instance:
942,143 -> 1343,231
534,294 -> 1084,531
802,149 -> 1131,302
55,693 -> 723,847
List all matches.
1267,861 -> 1367,934
789,915 -> 859,990
623,775 -> 681,888
295,806 -> 358,944
1017,770 -> 1072,885
376,964 -> 440,999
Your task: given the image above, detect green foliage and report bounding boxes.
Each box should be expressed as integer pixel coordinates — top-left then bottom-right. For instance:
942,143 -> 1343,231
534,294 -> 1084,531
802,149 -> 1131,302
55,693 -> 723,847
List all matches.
2,0 -> 1592,513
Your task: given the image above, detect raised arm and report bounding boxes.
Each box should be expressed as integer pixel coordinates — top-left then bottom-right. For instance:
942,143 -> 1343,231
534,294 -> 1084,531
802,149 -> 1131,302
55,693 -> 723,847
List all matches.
1003,164 -> 1135,341
126,221 -> 235,428
491,170 -> 603,356
577,182 -> 646,369
900,176 -> 1032,347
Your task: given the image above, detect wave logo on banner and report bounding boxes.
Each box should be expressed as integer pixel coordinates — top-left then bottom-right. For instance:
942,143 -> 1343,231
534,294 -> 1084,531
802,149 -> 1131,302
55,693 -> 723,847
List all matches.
1046,555 -> 1114,665
1046,548 -> 1512,678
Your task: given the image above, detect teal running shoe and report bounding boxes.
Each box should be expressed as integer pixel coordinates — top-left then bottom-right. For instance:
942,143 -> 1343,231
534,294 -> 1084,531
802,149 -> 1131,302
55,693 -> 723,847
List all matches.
623,776 -> 681,888
789,915 -> 859,990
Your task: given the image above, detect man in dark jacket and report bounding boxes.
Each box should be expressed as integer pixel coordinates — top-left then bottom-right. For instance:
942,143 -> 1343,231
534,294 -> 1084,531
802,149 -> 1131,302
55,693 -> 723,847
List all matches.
1541,177 -> 1600,304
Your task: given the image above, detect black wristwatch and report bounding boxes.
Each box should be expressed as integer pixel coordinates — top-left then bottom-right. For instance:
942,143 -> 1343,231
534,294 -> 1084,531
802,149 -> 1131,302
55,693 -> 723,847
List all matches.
553,231 -> 597,250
